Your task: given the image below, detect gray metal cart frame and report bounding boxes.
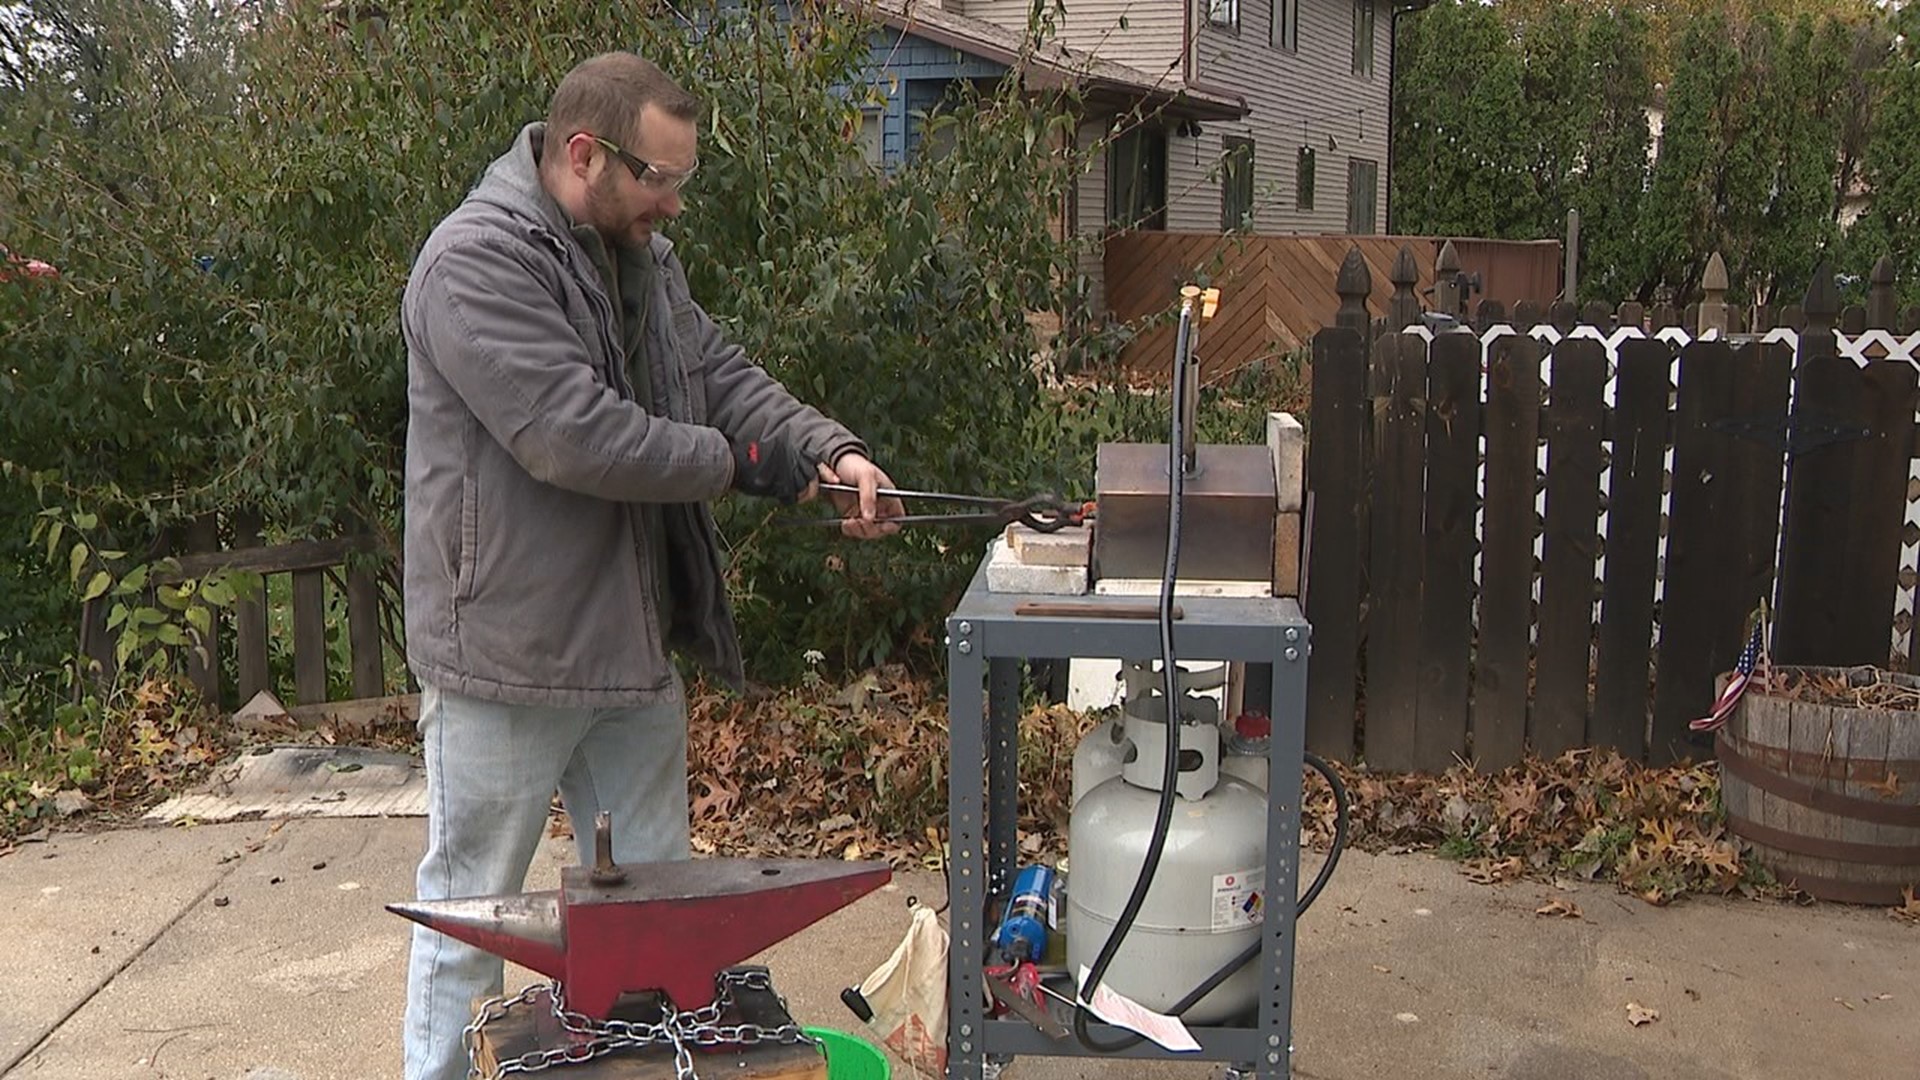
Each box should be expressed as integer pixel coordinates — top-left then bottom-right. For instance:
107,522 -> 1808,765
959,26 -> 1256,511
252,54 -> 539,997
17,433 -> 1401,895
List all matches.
943,562 -> 1310,1080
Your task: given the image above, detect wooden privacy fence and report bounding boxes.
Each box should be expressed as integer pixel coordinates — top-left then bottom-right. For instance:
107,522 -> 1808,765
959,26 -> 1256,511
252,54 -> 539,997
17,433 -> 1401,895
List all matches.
1103,231 -> 1561,380
78,513 -> 404,712
1305,247 -> 1920,772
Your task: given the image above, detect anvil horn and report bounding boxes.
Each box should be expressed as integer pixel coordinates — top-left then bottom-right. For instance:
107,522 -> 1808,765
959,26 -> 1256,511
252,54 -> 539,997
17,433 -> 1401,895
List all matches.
387,856 -> 891,1018
387,890 -> 568,979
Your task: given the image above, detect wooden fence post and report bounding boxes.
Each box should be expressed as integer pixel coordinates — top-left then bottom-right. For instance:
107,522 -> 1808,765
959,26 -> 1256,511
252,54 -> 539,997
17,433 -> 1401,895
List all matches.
1533,337 -> 1607,757
1868,255 -> 1897,331
1475,334 -> 1544,770
1549,300 -> 1579,333
1593,336 -> 1675,760
1434,239 -> 1464,320
233,511 -> 271,703
1364,332 -> 1426,771
347,557 -> 385,700
1305,327 -> 1368,763
183,514 -> 222,708
1417,331 -> 1479,770
1387,245 -> 1422,331
1474,298 -> 1506,333
1697,252 -> 1730,336
1335,246 -> 1372,342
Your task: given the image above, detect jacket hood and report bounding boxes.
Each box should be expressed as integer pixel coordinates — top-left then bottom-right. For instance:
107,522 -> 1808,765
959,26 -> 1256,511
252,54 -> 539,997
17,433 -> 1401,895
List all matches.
471,122 -> 676,261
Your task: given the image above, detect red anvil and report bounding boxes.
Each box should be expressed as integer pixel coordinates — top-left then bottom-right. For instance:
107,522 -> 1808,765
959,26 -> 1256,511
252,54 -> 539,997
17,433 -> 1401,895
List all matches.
389,833 -> 890,1019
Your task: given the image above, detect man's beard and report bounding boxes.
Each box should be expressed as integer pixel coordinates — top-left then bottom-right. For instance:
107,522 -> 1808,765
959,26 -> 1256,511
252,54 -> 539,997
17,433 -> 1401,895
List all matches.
584,171 -> 635,242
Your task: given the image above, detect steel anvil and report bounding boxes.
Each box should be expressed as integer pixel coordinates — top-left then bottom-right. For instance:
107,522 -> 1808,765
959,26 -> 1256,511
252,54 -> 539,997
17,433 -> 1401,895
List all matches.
389,813 -> 891,1019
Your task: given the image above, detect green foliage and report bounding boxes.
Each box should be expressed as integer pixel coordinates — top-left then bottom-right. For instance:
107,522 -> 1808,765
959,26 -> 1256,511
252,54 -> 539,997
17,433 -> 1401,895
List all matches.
0,0 -> 1106,694
1847,3 -> 1920,308
1391,0 -> 1535,238
1566,5 -> 1655,303
1395,0 -> 1896,307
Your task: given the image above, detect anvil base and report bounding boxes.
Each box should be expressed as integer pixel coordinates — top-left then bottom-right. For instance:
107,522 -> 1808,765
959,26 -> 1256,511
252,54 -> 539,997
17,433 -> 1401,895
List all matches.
473,969 -> 826,1080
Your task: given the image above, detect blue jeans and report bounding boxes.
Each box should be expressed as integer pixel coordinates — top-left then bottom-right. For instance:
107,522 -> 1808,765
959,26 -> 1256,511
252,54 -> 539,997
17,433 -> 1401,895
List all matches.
403,681 -> 691,1080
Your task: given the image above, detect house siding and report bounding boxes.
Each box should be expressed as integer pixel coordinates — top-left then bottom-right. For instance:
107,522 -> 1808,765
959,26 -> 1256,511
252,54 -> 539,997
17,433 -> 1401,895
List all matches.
1074,118 -> 1112,316
863,29 -> 1009,167
960,0 -> 1184,74
1175,0 -> 1391,234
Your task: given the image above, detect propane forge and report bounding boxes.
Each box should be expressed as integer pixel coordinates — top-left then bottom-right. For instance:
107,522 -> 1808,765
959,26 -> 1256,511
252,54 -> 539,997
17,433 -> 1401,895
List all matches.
389,812 -> 891,1021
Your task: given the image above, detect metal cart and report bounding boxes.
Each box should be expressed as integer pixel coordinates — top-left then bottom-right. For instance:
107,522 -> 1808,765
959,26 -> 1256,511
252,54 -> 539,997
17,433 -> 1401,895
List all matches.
943,561 -> 1310,1080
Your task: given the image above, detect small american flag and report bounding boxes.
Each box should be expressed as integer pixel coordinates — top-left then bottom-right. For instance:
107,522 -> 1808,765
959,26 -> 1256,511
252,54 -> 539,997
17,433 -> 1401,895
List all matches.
1690,618 -> 1765,733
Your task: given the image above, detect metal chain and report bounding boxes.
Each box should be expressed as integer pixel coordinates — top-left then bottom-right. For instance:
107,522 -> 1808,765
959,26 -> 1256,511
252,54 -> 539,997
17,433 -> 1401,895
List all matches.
465,969 -> 819,1080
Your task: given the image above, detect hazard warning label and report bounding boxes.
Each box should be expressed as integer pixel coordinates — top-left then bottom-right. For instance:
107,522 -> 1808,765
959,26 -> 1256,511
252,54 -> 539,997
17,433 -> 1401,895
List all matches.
1210,867 -> 1265,932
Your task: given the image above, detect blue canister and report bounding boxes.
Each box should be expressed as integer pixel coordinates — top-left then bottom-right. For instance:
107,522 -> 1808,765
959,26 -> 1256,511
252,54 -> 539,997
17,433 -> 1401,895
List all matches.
993,865 -> 1056,962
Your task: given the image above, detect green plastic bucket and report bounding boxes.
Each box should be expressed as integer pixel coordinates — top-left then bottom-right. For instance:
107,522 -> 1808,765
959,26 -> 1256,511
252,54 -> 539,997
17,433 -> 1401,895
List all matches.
803,1027 -> 891,1080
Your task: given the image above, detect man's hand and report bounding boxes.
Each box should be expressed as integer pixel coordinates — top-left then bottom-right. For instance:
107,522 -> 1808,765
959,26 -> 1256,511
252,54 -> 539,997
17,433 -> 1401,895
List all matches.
731,436 -> 818,504
820,453 -> 903,540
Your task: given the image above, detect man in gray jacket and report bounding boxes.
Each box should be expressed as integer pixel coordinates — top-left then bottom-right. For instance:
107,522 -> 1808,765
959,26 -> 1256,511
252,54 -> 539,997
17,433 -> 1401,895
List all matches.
398,52 -> 903,1080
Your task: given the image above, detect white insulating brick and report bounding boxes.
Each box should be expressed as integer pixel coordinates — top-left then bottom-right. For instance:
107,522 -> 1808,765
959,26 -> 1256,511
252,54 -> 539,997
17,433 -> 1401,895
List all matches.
1268,411 -> 1305,513
1005,523 -> 1092,568
1092,577 -> 1272,598
985,536 -> 1088,595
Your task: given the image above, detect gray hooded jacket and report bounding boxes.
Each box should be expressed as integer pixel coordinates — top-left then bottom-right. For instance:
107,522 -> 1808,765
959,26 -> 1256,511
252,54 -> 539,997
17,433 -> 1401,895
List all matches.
401,123 -> 863,706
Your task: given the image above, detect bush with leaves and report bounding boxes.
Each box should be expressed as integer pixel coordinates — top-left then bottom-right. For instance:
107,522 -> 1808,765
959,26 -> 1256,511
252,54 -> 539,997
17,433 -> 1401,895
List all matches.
1,0 -> 1103,700
1392,0 -> 1893,306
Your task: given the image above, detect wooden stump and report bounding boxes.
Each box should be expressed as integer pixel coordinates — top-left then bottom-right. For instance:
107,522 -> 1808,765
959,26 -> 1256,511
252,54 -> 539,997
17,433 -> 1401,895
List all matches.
473,979 -> 828,1080
1717,666 -> 1920,904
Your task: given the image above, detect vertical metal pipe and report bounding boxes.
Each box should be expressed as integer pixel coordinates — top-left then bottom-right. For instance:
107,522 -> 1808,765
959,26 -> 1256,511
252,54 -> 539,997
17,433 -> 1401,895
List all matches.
1174,287 -> 1200,475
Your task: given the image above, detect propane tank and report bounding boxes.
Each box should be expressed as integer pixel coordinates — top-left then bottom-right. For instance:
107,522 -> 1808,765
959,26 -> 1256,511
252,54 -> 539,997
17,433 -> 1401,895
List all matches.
1072,662 -> 1225,808
1066,714 -> 1268,1023
1071,717 -> 1131,809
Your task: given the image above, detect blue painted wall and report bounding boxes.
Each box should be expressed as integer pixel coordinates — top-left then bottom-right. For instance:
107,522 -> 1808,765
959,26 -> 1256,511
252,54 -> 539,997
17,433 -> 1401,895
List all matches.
860,29 -> 1008,167
708,4 -> 1010,169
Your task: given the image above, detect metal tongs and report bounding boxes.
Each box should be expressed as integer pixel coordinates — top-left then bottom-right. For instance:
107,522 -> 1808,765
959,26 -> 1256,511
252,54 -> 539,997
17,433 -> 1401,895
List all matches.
795,483 -> 1093,533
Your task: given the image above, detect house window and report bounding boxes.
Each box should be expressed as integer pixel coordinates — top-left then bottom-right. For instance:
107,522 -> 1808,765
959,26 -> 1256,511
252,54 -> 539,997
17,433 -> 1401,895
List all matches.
1109,126 -> 1168,230
859,110 -> 884,167
1347,157 -> 1378,233
1208,0 -> 1239,30
1271,0 -> 1297,51
1352,0 -> 1376,76
1221,137 -> 1256,230
1296,146 -> 1315,211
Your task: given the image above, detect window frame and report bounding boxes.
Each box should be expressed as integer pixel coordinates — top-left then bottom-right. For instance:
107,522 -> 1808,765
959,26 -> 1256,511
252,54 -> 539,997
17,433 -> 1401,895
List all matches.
1352,0 -> 1376,77
1270,0 -> 1298,51
1208,0 -> 1241,31
1347,156 -> 1379,234
1108,125 -> 1170,231
1220,136 -> 1256,231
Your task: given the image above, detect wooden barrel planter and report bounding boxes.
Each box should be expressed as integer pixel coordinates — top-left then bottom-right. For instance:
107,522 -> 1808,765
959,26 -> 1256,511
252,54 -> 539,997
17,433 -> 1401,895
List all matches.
1716,665 -> 1920,904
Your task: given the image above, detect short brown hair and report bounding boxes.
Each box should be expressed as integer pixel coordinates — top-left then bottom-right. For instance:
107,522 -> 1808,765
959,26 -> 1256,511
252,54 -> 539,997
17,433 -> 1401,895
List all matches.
542,52 -> 701,167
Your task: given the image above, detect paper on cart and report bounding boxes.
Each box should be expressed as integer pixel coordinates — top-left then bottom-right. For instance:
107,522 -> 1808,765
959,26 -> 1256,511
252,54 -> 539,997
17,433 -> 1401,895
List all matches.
1076,966 -> 1201,1052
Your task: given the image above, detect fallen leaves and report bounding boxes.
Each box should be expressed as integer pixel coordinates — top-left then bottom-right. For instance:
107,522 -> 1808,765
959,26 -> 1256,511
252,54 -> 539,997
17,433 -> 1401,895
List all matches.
1327,746 -> 1755,904
1893,887 -> 1920,925
682,666 -> 1085,866
1535,897 -> 1583,919
1756,666 -> 1920,711
1626,1002 -> 1659,1027
1462,856 -> 1526,884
